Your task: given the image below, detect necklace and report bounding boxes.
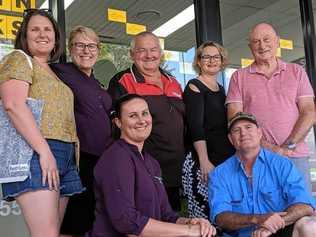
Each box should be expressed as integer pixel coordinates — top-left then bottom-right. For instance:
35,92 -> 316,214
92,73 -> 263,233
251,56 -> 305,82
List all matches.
198,75 -> 219,91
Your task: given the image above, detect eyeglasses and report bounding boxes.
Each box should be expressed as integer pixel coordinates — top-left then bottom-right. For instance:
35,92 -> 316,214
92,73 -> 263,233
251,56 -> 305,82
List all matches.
23,8 -> 52,17
200,54 -> 222,61
72,42 -> 99,52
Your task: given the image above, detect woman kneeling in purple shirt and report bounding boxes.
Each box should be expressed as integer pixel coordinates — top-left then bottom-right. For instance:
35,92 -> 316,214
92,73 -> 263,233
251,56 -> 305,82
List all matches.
87,94 -> 217,237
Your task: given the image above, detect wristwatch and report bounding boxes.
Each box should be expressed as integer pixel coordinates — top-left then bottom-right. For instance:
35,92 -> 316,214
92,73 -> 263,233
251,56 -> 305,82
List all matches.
286,141 -> 297,150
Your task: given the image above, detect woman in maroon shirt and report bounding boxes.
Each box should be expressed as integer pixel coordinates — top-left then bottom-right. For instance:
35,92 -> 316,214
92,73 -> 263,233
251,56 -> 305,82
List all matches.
88,94 -> 217,237
50,26 -> 112,237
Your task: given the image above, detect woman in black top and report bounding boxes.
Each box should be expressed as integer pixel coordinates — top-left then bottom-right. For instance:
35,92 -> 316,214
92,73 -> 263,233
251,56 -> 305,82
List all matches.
182,41 -> 235,218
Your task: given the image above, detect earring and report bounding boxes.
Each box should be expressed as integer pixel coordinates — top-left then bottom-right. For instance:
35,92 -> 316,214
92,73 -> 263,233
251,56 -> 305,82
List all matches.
52,46 -> 56,55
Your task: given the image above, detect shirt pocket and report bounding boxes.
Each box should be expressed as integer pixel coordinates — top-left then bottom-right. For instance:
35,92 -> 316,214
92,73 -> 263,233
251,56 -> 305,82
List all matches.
280,76 -> 298,102
260,186 -> 285,211
230,194 -> 246,213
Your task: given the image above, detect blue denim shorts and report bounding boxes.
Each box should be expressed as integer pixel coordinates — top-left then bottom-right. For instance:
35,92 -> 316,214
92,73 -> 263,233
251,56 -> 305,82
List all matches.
2,139 -> 85,201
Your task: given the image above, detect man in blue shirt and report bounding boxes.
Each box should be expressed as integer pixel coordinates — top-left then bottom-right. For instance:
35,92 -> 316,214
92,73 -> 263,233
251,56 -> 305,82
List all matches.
209,112 -> 316,237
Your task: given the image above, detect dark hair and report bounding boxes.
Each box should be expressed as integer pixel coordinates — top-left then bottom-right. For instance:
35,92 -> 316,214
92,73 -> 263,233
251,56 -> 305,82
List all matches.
113,94 -> 146,119
111,94 -> 147,140
15,9 -> 64,61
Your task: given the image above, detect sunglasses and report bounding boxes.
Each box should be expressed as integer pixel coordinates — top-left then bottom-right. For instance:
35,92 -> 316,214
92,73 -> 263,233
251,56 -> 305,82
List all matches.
23,8 -> 52,17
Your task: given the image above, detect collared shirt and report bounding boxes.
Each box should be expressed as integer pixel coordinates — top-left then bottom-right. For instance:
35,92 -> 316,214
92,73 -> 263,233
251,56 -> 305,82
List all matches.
108,65 -> 185,187
226,59 -> 314,157
114,64 -> 183,98
50,63 -> 112,156
89,139 -> 179,237
209,148 -> 316,237
0,50 -> 77,143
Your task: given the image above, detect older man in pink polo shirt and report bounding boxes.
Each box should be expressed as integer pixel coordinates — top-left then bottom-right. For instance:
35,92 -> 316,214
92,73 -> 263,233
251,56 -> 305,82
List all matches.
226,22 -> 316,191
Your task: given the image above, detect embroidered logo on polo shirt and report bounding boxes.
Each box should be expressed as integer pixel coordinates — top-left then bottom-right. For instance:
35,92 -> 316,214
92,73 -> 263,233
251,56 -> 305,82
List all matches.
172,92 -> 182,98
153,176 -> 163,184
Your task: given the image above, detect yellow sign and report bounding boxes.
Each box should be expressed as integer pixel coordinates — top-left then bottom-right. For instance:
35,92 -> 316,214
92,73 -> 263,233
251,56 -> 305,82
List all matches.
276,47 -> 281,57
0,0 -> 11,11
0,15 -> 22,39
126,23 -> 146,35
280,39 -> 293,50
241,58 -> 254,68
0,0 -> 35,12
107,8 -> 126,23
6,15 -> 22,39
0,1 -> 36,40
0,15 -> 6,38
12,0 -> 36,13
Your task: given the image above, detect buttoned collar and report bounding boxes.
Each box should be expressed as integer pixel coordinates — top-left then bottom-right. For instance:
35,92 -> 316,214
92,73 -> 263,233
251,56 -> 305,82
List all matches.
69,62 -> 97,80
234,148 -> 266,175
130,64 -> 174,83
117,138 -> 145,157
248,58 -> 287,75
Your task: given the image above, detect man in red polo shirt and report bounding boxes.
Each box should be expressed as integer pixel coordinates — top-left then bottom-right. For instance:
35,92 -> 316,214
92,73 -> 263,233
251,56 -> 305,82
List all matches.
226,22 -> 316,191
108,32 -> 185,211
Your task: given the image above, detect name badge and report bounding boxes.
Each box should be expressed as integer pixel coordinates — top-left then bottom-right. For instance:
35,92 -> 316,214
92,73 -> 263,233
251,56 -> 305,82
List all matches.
153,176 -> 163,184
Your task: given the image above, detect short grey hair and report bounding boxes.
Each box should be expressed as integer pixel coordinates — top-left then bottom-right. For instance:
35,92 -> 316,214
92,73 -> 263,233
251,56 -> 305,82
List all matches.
130,31 -> 162,53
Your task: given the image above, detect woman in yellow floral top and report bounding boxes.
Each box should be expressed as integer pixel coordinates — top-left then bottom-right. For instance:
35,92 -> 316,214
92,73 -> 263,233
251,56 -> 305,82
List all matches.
0,9 -> 84,237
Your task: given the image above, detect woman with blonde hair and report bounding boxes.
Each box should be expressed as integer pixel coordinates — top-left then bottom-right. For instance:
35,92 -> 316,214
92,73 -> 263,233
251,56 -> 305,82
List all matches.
51,26 -> 112,237
182,41 -> 235,218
